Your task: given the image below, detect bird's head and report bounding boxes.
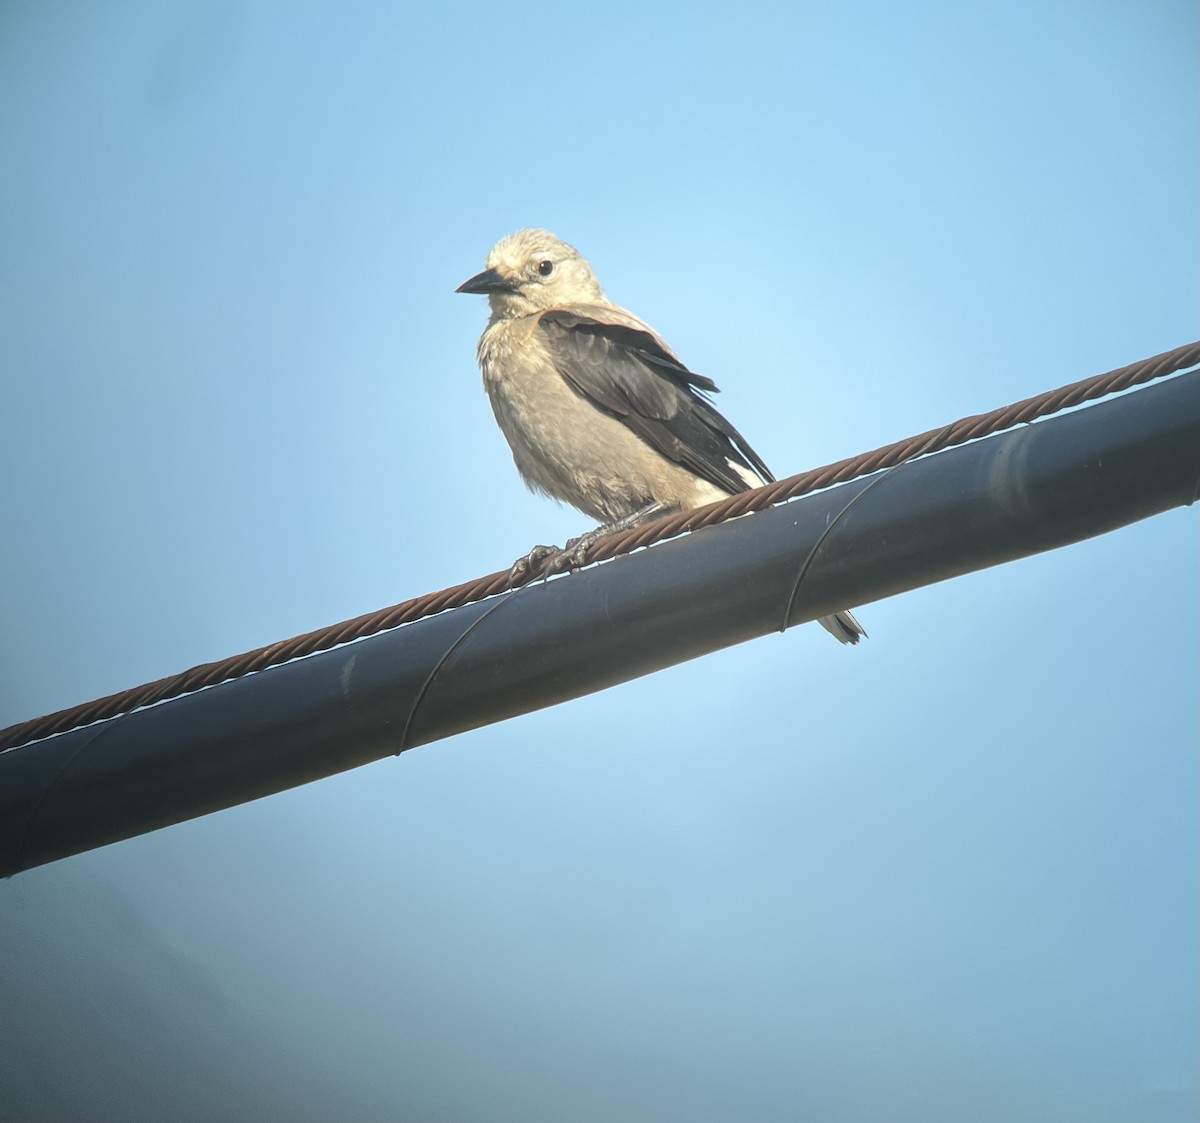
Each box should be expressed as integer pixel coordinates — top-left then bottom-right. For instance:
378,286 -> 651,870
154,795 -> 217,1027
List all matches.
456,228 -> 606,318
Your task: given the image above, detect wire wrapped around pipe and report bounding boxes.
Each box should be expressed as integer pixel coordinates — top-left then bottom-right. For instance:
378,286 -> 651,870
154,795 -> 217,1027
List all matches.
1,339 -> 1198,753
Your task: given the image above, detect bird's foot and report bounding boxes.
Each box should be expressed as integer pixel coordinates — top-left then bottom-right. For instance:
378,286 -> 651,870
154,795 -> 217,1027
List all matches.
506,531 -> 603,586
557,529 -> 604,571
507,505 -> 668,587
557,504 -> 665,571
506,544 -> 561,587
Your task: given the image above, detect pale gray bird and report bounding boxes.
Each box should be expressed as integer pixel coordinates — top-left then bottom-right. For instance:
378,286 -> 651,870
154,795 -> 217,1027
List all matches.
457,228 -> 866,644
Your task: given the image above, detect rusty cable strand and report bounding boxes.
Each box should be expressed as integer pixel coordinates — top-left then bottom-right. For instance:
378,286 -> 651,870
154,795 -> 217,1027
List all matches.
2,339 -> 1198,753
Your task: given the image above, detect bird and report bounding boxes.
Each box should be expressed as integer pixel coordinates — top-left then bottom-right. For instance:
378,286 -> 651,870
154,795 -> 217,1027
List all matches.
456,228 -> 866,644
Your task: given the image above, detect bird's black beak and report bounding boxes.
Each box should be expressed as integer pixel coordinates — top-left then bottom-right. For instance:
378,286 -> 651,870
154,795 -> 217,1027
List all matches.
455,268 -> 517,295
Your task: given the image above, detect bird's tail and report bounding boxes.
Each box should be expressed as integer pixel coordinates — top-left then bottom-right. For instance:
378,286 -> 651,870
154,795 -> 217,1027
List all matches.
819,610 -> 867,645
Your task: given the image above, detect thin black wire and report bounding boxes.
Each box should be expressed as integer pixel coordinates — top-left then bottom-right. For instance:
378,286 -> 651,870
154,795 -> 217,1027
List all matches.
6,717 -> 122,876
780,469 -> 894,634
778,424 -> 955,633
396,596 -> 514,755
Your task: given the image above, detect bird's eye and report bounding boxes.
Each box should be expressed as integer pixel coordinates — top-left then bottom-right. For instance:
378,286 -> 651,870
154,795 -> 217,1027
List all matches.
537,259 -> 554,277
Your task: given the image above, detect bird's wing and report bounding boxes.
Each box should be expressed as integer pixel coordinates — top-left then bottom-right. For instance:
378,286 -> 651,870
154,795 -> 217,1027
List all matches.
538,308 -> 775,495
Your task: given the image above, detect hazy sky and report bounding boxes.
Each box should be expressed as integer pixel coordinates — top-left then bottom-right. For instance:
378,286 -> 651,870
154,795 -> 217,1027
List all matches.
1,2 -> 1196,1120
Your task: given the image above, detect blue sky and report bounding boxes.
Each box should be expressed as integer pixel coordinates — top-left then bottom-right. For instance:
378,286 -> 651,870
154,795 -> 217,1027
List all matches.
1,2 -> 1196,1119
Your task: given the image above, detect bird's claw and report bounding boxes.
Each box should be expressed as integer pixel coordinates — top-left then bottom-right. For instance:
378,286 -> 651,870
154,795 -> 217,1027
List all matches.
507,544 -> 560,587
558,534 -> 596,571
506,535 -> 598,586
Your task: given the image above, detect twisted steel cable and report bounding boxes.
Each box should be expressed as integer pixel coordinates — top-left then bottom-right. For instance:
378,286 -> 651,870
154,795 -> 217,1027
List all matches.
3,340 -> 1198,752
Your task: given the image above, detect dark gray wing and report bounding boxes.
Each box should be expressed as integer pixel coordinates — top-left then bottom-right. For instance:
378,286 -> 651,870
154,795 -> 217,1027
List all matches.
538,309 -> 775,495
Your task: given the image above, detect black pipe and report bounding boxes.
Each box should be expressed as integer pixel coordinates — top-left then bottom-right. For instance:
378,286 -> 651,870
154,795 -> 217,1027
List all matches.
2,371 -> 1196,876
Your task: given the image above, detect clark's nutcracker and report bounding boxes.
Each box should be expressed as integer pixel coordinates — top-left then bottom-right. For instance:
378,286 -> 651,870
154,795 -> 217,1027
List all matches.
457,228 -> 866,644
